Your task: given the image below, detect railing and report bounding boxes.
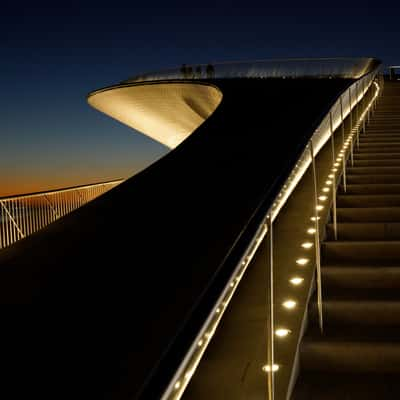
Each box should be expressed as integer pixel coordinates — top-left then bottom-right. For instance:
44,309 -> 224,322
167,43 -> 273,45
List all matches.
0,179 -> 123,250
160,62 -> 382,400
124,57 -> 379,83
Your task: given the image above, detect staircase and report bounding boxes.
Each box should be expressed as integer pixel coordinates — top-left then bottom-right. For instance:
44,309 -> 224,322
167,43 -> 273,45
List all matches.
293,81 -> 400,399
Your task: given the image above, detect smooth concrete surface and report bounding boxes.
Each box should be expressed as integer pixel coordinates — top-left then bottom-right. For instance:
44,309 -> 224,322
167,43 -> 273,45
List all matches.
88,81 -> 222,148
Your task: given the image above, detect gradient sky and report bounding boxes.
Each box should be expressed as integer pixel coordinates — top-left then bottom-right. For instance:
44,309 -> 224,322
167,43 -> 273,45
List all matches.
1,0 -> 399,196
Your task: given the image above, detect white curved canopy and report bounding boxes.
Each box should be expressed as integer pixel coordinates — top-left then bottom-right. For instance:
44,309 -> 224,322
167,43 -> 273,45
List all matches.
88,82 -> 223,149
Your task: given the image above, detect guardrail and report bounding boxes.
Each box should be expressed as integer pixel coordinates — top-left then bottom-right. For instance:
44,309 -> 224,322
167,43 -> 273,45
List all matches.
160,63 -> 382,400
0,179 -> 123,250
389,65 -> 400,80
124,57 -> 379,83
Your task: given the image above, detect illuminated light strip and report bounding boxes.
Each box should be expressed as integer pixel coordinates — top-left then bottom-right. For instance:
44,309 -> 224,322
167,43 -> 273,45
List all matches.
161,71 -> 380,400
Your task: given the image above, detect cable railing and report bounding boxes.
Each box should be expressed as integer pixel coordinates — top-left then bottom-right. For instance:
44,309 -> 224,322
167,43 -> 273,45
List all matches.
124,57 -> 379,84
160,63 -> 382,400
0,179 -> 123,250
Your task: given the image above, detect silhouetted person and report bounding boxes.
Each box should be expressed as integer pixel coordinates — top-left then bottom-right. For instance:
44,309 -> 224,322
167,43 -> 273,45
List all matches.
180,64 -> 188,78
186,66 -> 193,79
206,64 -> 215,79
195,65 -> 202,79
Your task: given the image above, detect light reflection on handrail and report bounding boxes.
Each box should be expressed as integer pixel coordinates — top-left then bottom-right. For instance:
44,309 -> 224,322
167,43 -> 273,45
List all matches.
161,66 -> 381,400
0,179 -> 123,250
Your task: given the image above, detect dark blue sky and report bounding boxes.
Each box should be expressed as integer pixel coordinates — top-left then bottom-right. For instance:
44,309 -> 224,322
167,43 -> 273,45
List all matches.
1,0 -> 399,195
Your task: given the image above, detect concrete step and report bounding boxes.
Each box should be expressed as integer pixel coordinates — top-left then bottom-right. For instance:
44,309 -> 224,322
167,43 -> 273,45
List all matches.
347,174 -> 400,184
360,136 -> 400,142
353,152 -> 400,159
309,290 -> 400,327
322,264 -> 400,290
364,123 -> 400,126
322,240 -> 400,264
337,194 -> 400,207
301,337 -> 400,374
364,129 -> 400,132
369,115 -> 400,118
362,134 -> 400,139
353,159 -> 400,166
365,122 -> 400,126
368,122 -> 400,125
369,116 -> 400,119
358,141 -> 400,147
293,372 -> 400,400
336,207 -> 400,222
326,222 -> 400,240
346,166 -> 400,175
356,146 -> 400,153
341,183 -> 400,194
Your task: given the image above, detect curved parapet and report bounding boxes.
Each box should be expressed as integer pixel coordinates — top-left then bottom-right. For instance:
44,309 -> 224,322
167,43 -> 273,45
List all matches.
125,57 -> 380,83
0,58 -> 381,400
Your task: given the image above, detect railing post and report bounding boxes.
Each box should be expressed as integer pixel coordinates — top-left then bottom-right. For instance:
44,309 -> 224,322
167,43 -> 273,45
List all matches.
348,88 -> 355,167
349,87 -> 353,134
329,112 -> 338,241
362,79 -> 366,133
367,104 -> 371,124
350,136 -> 354,166
340,97 -> 347,193
266,215 -> 274,400
356,82 -> 360,148
310,142 -> 323,333
356,81 -> 359,124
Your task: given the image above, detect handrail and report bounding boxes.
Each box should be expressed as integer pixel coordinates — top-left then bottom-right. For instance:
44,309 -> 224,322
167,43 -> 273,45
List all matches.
160,64 -> 381,400
0,179 -> 123,250
0,178 -> 123,201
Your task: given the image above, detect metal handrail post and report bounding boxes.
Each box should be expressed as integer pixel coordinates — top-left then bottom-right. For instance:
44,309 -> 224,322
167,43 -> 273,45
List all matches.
356,81 -> 359,124
340,97 -> 347,192
310,142 -> 323,333
362,79 -> 366,133
266,215 -> 274,400
356,82 -> 360,148
348,88 -> 355,166
367,104 -> 371,124
329,112 -> 338,240
349,87 -> 353,134
350,136 -> 354,166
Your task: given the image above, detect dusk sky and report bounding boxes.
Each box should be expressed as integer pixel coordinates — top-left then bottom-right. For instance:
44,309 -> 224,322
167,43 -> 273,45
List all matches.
1,0 -> 399,196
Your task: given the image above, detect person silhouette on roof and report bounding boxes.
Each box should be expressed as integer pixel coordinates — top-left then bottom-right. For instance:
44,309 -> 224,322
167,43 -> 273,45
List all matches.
195,65 -> 202,79
180,64 -> 188,78
206,64 -> 215,79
